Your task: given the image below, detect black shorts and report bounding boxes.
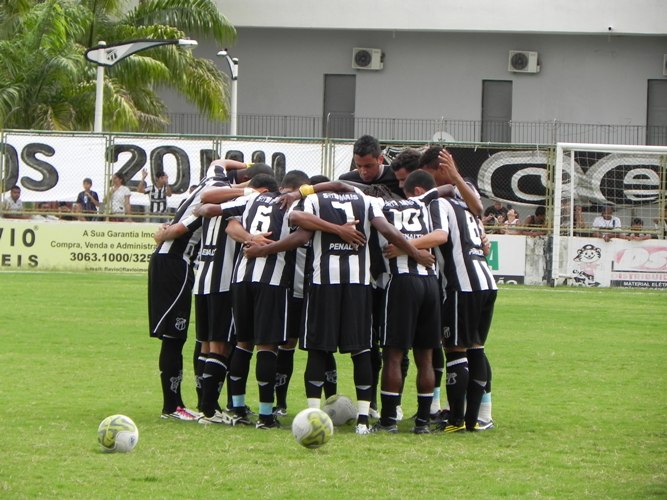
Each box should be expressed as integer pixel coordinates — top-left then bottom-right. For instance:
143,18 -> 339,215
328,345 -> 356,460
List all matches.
381,274 -> 441,350
148,254 -> 194,340
301,284 -> 373,353
442,289 -> 497,349
194,292 -> 235,343
286,296 -> 304,340
231,282 -> 288,345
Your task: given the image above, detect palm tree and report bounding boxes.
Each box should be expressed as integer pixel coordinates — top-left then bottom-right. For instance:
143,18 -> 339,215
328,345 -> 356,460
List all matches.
0,0 -> 236,132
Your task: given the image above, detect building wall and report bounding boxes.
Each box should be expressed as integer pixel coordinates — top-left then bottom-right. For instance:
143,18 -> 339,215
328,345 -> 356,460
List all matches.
180,29 -> 666,128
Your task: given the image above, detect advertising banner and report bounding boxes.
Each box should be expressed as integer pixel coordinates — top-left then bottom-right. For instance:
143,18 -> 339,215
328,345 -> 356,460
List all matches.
567,237 -> 667,288
486,234 -> 527,284
0,220 -> 158,273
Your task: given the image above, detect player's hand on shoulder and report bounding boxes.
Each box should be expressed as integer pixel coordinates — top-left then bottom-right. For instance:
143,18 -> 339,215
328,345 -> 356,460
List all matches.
278,191 -> 301,210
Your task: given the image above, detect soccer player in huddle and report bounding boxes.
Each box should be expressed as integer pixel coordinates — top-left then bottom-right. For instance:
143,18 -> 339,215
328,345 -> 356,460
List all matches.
371,171 -> 448,434
283,181 -> 435,434
419,147 -> 497,431
149,164 -> 229,421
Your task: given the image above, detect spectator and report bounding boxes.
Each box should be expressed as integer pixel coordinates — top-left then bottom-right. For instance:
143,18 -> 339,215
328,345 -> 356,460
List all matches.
2,185 -> 30,219
106,172 -> 132,222
32,202 -> 59,221
592,205 -> 622,242
522,205 -> 547,236
624,218 -> 653,241
482,200 -> 508,226
654,206 -> 667,239
138,168 -> 172,222
503,208 -> 520,234
76,178 -> 100,220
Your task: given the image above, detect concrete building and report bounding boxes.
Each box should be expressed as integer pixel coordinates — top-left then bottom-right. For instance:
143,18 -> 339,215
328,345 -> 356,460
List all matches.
166,0 -> 667,144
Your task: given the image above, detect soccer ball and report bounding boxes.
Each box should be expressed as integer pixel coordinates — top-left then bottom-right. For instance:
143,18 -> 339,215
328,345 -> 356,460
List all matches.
322,394 -> 357,426
97,414 -> 139,453
291,408 -> 334,449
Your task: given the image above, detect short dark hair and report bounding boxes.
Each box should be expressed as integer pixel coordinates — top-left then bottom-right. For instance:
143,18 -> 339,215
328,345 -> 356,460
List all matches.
631,217 -> 643,226
390,148 -> 421,173
418,146 -> 443,170
248,173 -> 279,193
83,178 -> 92,185
309,174 -> 330,185
404,170 -> 436,195
280,170 -> 309,190
535,205 -> 546,216
353,135 -> 381,157
155,171 -> 167,178
113,172 -> 126,185
244,163 -> 274,179
10,185 -> 20,191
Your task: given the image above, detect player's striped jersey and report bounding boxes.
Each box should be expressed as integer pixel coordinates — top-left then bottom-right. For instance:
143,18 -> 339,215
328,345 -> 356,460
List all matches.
221,192 -> 294,287
190,212 -> 239,294
287,198 -> 312,299
378,196 -> 438,276
153,179 -> 226,262
432,196 -> 497,292
148,185 -> 168,213
303,189 -> 385,285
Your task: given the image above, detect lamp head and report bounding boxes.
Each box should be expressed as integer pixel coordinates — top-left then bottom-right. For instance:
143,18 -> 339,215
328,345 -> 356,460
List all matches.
217,49 -> 228,57
177,39 -> 198,48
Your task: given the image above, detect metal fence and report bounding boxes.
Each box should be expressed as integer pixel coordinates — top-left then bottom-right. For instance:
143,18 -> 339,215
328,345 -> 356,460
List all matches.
165,113 -> 667,146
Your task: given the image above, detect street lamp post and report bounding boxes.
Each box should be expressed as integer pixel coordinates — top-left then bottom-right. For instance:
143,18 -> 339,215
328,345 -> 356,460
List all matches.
217,49 -> 239,136
85,39 -> 198,132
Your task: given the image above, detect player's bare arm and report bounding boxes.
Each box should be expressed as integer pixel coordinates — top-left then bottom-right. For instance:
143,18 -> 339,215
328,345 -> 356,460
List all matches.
290,211 -> 366,247
244,228 -> 313,259
371,217 -> 435,268
153,222 -> 188,243
383,229 -> 448,259
438,149 -> 483,216
278,181 -> 356,209
200,186 -> 256,204
225,218 -> 272,245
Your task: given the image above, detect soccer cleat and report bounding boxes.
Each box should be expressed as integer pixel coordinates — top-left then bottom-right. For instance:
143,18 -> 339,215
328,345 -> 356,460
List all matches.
471,419 -> 496,431
197,411 -> 226,425
355,423 -> 372,435
430,409 -> 449,424
438,421 -> 466,433
370,422 -> 399,434
412,424 -> 431,435
273,406 -> 288,417
225,408 -> 253,426
395,405 -> 404,422
255,417 -> 281,430
161,406 -> 200,421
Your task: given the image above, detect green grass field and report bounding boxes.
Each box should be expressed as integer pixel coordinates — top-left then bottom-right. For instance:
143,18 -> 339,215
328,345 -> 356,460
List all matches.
1,273 -> 665,498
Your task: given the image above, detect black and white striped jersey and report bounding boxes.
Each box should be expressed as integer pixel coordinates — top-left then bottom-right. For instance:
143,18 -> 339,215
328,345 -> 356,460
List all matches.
191,213 -> 239,295
221,192 -> 294,287
147,185 -> 168,213
303,189 -> 385,285
153,179 -> 227,263
432,195 -> 497,292
378,196 -> 438,276
287,198 -> 312,299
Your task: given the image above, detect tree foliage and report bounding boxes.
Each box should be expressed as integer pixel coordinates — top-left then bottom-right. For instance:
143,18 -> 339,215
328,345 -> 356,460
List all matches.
0,0 -> 236,131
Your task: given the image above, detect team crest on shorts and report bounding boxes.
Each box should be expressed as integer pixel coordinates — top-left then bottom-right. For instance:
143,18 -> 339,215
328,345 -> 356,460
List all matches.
174,317 -> 187,331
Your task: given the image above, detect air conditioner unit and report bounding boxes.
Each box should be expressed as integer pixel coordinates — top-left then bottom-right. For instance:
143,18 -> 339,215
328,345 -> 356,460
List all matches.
663,54 -> 667,76
508,50 -> 540,73
352,48 -> 383,71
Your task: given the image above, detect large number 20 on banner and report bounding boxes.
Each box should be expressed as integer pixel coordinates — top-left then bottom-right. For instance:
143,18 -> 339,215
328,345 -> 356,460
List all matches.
0,220 -> 159,273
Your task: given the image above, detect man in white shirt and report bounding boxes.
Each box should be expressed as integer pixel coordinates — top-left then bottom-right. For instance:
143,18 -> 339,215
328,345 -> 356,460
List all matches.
592,206 -> 622,241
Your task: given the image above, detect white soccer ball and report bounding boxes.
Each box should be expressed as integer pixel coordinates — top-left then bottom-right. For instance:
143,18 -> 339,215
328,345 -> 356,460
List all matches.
291,408 -> 334,449
322,394 -> 357,426
97,414 -> 139,453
